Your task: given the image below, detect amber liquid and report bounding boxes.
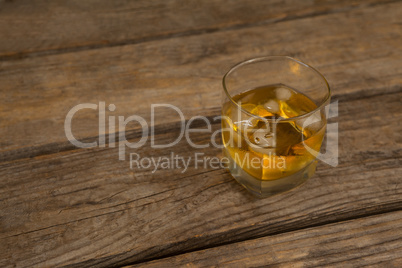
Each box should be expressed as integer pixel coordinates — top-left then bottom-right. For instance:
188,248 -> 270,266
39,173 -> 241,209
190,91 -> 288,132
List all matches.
222,84 -> 326,185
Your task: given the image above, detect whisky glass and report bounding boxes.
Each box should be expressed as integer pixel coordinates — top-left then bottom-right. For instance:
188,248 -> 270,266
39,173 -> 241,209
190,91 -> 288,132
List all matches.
222,56 -> 330,198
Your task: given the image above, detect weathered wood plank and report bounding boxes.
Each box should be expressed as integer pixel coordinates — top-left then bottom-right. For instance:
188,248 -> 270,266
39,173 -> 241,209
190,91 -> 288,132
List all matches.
132,211 -> 402,267
0,91 -> 401,267
0,1 -> 401,156
0,0 -> 392,58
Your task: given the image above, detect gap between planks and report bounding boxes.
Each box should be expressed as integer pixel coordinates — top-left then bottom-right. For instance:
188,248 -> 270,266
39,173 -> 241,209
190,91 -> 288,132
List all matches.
125,209 -> 402,267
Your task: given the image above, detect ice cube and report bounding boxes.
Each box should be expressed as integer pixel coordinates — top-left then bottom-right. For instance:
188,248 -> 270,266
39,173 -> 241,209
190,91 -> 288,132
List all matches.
245,120 -> 276,152
250,129 -> 276,156
251,129 -> 275,148
264,100 -> 279,113
275,87 -> 292,100
251,105 -> 275,118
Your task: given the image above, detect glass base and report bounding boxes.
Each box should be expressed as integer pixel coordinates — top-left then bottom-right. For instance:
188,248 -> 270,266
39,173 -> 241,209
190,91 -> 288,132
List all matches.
225,150 -> 317,198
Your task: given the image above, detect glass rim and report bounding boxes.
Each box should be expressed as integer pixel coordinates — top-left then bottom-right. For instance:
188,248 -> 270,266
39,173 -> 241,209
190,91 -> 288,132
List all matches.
222,56 -> 331,122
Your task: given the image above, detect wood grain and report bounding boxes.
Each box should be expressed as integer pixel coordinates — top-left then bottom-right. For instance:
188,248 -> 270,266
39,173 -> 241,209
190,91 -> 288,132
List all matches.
0,1 -> 401,156
0,91 -> 401,267
131,211 -> 402,267
0,0 -> 393,58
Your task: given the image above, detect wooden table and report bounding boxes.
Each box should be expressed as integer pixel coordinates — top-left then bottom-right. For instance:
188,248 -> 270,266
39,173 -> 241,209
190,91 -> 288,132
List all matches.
1,0 -> 401,267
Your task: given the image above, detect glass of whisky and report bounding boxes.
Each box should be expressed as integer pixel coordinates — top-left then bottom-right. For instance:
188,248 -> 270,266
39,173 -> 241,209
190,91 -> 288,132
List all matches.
222,56 -> 330,198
